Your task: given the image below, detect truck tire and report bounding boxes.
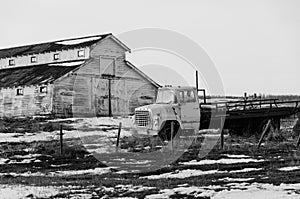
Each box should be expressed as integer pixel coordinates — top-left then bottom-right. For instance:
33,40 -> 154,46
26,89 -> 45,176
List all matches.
158,121 -> 180,141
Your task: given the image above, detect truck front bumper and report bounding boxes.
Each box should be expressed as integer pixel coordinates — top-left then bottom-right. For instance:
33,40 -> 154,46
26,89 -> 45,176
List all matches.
131,127 -> 158,137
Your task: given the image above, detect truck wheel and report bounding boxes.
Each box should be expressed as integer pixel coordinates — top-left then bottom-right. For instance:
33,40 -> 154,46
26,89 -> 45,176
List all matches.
158,122 -> 180,141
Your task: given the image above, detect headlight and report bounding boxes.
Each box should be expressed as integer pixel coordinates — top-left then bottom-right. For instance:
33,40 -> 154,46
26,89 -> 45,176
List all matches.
153,115 -> 159,126
131,115 -> 135,124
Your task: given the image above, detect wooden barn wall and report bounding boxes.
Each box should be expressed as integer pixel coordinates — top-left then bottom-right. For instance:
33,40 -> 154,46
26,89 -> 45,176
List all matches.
53,38 -> 158,117
0,47 -> 89,70
0,85 -> 52,117
126,80 -> 157,113
52,75 -> 76,117
91,37 -> 126,58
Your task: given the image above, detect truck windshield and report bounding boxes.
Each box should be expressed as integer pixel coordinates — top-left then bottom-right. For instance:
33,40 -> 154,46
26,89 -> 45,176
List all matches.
156,90 -> 177,104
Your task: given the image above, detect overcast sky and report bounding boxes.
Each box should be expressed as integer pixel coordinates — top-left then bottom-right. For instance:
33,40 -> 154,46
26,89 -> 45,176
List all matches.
0,0 -> 299,96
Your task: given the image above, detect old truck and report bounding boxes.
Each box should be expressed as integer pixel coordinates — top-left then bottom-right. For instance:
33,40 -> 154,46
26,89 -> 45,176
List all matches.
133,86 -> 201,140
133,85 -> 300,140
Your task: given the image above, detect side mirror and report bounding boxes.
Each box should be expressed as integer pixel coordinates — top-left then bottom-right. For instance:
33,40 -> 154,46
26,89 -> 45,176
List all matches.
174,96 -> 178,103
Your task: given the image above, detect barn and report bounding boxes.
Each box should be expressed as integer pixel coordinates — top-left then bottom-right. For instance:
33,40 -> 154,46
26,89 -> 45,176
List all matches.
0,33 -> 160,117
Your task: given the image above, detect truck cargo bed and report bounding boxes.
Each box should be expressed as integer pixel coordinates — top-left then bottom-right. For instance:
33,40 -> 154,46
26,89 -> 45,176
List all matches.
199,98 -> 300,134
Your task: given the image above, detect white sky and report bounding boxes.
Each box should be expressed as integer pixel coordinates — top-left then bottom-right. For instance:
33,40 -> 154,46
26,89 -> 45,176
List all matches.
0,0 -> 299,95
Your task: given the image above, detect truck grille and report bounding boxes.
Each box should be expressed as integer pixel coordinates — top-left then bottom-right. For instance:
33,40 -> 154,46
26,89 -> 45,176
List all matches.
135,110 -> 150,127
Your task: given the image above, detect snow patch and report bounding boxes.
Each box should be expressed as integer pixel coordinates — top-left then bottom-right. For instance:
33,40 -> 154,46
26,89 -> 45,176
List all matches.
114,184 -> 156,192
49,167 -> 112,176
145,183 -> 300,199
51,163 -> 71,167
142,169 -> 223,179
12,154 -> 43,159
48,60 -> 85,67
143,167 -> 263,179
145,186 -> 214,199
55,36 -> 102,45
224,154 -> 250,158
0,158 -> 9,164
0,117 -> 133,144
0,167 -> 114,177
0,184 -> 60,199
1,158 -> 37,165
278,166 -> 300,171
213,183 -> 300,199
218,177 -> 255,182
0,171 -> 46,177
181,158 -> 264,165
121,160 -> 152,165
229,168 -> 263,173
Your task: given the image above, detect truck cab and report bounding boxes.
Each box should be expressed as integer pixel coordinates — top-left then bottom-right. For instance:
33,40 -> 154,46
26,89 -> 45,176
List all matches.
133,86 -> 200,139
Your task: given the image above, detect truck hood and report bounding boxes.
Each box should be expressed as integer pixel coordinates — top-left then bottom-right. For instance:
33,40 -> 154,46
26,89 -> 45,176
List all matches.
135,103 -> 179,118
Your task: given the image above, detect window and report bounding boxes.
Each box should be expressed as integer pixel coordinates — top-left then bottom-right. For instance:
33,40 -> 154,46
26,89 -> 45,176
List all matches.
100,57 -> 115,76
9,59 -> 15,66
185,90 -> 196,102
31,56 -> 37,63
16,88 -> 23,96
53,53 -> 60,60
156,90 -> 177,104
178,90 -> 196,103
179,91 -> 185,103
78,50 -> 85,57
40,86 -> 47,93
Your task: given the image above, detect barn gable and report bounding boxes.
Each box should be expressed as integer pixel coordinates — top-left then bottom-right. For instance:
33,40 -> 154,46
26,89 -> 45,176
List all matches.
53,59 -> 159,117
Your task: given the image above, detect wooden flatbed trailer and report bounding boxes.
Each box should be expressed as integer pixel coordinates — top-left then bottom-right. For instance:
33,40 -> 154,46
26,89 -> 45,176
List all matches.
200,98 -> 300,135
195,71 -> 300,135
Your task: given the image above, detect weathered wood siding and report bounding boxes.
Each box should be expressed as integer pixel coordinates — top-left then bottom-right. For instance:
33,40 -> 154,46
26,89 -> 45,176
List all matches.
0,85 -> 52,117
52,75 -> 76,117
53,38 -> 158,117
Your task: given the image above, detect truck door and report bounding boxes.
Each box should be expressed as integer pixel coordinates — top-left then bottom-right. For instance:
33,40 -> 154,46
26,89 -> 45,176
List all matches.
178,89 -> 200,131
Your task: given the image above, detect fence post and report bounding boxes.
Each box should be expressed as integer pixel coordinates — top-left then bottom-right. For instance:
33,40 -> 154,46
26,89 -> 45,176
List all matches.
220,115 -> 226,149
296,134 -> 300,148
171,121 -> 174,152
116,122 -> 122,152
258,119 -> 271,149
60,124 -> 64,156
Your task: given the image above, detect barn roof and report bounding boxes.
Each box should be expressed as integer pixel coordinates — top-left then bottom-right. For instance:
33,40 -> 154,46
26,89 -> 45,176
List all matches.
125,61 -> 161,88
0,33 -> 130,59
0,60 -> 84,89
0,60 -> 160,89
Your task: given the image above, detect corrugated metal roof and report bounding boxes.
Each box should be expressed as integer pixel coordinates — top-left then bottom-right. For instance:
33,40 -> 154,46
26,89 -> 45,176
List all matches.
0,61 -> 84,88
0,34 -> 112,59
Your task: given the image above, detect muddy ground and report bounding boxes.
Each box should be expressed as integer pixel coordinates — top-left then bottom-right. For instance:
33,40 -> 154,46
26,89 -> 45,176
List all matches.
0,117 -> 300,198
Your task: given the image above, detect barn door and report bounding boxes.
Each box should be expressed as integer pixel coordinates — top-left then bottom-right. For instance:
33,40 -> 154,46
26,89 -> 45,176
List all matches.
93,78 -> 109,116
93,78 -> 128,116
111,79 -> 128,116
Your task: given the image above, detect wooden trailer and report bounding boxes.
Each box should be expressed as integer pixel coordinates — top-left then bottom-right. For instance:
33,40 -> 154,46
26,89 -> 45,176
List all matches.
200,98 -> 300,135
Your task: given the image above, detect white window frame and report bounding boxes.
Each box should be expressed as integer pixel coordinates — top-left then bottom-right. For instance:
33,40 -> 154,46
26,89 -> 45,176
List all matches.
31,56 -> 37,63
16,88 -> 23,96
39,86 -> 47,93
78,50 -> 85,57
9,59 -> 15,66
53,53 -> 60,60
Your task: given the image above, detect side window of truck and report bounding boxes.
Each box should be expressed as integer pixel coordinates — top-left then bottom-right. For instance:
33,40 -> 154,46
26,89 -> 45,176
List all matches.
185,90 -> 196,103
179,91 -> 185,103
